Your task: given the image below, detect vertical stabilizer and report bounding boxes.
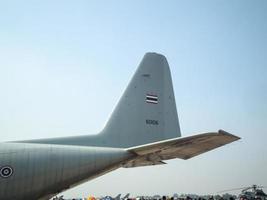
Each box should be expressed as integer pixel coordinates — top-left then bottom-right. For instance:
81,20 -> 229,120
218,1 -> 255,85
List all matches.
100,52 -> 181,147
19,53 -> 181,148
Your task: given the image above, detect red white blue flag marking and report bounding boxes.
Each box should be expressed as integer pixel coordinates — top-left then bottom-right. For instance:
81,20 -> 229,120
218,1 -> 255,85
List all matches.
146,94 -> 158,104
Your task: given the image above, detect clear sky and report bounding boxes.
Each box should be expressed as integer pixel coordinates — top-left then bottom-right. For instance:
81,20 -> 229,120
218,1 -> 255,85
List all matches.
0,0 -> 266,198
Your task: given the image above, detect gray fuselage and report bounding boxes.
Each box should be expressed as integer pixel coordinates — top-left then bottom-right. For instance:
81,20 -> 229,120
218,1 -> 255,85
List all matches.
0,143 -> 134,200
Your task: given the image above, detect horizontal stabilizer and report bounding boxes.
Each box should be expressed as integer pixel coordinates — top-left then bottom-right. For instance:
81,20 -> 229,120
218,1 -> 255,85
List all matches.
123,130 -> 240,168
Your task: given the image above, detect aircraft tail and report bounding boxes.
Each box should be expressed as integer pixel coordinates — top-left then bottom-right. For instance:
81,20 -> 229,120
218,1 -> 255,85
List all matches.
17,52 -> 240,164
100,52 -> 181,147
18,53 -> 181,148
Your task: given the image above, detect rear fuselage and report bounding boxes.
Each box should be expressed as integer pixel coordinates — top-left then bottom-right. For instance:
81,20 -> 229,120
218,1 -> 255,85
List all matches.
0,143 -> 134,200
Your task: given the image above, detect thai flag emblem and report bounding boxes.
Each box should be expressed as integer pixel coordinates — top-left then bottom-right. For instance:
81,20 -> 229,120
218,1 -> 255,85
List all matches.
146,94 -> 158,104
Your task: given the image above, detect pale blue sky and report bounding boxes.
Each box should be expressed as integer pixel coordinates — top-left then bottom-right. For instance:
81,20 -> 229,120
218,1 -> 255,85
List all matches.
0,0 -> 266,198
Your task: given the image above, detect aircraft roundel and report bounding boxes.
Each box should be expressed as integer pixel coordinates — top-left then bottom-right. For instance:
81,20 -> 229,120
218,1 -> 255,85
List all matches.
0,166 -> 13,178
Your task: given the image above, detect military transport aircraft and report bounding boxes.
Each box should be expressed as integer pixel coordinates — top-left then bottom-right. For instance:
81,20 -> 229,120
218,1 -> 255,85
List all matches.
0,53 -> 240,200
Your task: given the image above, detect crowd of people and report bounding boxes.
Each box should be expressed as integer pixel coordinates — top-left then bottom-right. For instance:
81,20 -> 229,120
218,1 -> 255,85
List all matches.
52,193 -> 238,200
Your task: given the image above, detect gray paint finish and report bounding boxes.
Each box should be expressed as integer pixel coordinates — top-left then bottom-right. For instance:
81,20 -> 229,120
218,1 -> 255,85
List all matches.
0,143 -> 134,200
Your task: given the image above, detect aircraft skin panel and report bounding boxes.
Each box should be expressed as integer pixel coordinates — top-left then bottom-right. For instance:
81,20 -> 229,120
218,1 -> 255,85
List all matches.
0,143 -> 134,200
